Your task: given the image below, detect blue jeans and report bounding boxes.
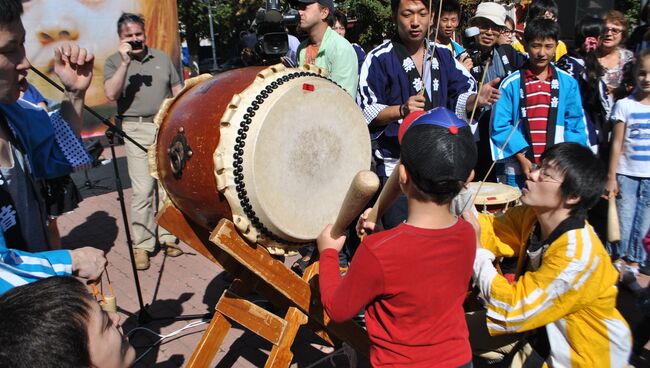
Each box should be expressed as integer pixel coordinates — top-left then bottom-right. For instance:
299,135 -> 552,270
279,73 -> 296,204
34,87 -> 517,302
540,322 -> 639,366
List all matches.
616,174 -> 650,264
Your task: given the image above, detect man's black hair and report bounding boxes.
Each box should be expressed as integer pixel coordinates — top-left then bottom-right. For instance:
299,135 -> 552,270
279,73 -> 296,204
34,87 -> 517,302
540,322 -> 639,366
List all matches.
0,277 -> 93,367
526,0 -> 559,22
540,142 -> 606,218
117,12 -> 145,36
400,124 -> 476,204
333,9 -> 348,28
440,0 -> 460,16
391,0 -> 436,15
523,18 -> 560,45
0,0 -> 22,24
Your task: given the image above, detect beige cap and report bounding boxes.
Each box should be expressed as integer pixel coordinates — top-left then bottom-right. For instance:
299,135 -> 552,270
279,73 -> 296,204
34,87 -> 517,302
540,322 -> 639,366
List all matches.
470,2 -> 507,27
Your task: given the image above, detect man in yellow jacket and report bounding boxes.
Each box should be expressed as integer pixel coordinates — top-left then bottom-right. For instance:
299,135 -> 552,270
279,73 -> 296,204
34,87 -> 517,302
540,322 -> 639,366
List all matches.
467,142 -> 631,367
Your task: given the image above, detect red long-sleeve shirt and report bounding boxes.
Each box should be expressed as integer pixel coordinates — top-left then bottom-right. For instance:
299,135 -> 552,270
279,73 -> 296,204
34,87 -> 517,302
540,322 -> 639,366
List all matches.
319,221 -> 476,367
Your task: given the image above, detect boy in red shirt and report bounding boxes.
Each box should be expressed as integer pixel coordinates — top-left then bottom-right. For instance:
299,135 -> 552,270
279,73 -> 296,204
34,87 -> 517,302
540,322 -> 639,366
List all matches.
317,107 -> 477,367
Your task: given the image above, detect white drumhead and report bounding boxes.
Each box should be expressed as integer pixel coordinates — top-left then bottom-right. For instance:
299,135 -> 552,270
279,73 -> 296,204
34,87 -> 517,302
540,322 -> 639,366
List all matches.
215,65 -> 371,245
468,182 -> 521,205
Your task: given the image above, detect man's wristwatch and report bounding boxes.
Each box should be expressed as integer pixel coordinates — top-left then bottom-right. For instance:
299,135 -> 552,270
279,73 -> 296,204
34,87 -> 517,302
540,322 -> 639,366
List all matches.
399,103 -> 408,119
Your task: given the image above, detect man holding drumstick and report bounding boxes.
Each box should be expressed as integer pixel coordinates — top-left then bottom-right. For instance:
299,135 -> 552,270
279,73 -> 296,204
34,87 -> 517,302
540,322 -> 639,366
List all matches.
357,0 -> 500,230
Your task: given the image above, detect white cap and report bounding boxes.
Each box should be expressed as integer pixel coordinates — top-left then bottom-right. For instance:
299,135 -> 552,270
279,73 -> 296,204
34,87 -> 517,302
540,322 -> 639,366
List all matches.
470,2 -> 507,27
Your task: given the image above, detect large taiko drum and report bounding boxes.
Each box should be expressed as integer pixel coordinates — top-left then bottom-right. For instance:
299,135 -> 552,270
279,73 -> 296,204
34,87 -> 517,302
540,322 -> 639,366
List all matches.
149,64 -> 371,254
467,182 -> 521,214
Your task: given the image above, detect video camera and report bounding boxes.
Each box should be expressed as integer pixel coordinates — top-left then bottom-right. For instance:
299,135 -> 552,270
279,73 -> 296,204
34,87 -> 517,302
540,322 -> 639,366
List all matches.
252,0 -> 299,61
461,27 -> 486,66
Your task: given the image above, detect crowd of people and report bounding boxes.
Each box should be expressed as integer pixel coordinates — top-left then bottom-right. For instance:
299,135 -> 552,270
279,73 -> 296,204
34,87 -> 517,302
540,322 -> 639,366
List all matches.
0,0 -> 649,366
306,0 -> 650,366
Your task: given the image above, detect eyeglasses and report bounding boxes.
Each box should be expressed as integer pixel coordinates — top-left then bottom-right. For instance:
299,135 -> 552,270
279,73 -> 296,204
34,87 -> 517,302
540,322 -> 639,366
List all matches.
603,27 -> 623,35
501,28 -> 513,35
532,164 -> 563,184
332,26 -> 345,31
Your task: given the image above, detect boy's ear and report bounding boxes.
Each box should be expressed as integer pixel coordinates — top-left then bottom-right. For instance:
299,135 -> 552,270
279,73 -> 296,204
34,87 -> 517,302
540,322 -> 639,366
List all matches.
399,163 -> 409,185
564,195 -> 581,208
465,169 -> 475,184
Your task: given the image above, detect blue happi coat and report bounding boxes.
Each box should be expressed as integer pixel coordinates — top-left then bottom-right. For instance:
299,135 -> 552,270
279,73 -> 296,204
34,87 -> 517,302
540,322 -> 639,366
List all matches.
490,64 -> 588,160
357,40 -> 476,177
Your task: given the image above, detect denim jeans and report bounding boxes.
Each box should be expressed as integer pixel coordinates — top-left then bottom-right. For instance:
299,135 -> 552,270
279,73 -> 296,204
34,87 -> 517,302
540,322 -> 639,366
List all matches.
616,174 -> 650,264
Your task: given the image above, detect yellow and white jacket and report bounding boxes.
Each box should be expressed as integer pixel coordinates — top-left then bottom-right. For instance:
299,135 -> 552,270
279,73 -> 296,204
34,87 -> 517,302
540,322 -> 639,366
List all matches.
474,205 -> 631,367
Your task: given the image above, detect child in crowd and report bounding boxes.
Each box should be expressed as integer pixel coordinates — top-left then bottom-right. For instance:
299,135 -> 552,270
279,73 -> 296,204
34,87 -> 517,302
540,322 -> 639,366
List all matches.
497,15 -> 515,46
0,276 -> 135,367
434,0 -> 464,58
606,48 -> 650,276
317,108 -> 477,367
491,18 -> 587,189
513,0 -> 568,61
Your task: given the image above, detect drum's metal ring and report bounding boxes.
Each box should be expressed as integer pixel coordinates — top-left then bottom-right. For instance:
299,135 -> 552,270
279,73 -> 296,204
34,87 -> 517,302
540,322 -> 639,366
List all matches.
231,71 -> 346,246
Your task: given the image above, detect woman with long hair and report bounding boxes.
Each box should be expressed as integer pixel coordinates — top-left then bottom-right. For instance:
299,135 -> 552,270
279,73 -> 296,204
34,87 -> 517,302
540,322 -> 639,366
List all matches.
558,15 -> 609,158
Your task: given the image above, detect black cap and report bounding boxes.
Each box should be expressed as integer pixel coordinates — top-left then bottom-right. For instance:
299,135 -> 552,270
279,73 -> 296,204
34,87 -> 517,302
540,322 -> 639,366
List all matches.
292,0 -> 334,11
400,107 -> 477,184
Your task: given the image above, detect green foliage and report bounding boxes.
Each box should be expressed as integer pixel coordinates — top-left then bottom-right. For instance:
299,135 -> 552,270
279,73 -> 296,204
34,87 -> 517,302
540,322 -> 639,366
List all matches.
338,0 -> 394,49
614,0 -> 641,28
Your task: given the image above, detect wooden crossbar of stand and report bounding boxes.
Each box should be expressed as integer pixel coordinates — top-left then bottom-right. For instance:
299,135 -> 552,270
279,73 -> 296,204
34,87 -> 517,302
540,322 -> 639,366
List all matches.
156,202 -> 370,368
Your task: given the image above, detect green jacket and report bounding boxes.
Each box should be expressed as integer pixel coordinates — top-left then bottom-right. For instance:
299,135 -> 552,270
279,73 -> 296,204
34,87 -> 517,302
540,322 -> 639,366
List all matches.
298,26 -> 358,98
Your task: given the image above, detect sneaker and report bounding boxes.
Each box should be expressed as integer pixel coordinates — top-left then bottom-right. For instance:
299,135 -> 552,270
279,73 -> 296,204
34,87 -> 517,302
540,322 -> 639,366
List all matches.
162,243 -> 183,257
134,249 -> 150,270
613,258 -> 625,273
640,263 -> 650,276
624,264 -> 640,277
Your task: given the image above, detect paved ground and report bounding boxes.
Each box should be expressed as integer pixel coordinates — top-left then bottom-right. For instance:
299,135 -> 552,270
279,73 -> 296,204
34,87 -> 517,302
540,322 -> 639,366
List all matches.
57,144 -> 649,367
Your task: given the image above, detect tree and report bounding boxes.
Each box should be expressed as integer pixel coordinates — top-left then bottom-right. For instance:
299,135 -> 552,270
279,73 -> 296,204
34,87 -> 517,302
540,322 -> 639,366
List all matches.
178,0 -> 274,74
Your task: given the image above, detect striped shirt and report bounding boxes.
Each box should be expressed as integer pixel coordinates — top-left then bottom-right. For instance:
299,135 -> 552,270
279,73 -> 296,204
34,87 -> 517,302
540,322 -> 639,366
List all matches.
524,68 -> 552,163
0,231 -> 72,295
611,96 -> 650,178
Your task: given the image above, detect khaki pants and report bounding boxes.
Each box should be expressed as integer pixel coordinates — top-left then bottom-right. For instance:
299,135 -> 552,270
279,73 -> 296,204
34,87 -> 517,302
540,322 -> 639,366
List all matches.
123,120 -> 176,252
466,310 -> 545,367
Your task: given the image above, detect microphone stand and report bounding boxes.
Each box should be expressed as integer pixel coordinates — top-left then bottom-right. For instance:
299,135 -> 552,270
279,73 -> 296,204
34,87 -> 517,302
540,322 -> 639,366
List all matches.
29,66 -> 210,324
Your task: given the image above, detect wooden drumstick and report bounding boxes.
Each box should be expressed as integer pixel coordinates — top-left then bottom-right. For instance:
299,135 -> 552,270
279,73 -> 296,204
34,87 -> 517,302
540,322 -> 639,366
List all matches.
330,170 -> 380,238
607,196 -> 621,243
366,164 -> 401,225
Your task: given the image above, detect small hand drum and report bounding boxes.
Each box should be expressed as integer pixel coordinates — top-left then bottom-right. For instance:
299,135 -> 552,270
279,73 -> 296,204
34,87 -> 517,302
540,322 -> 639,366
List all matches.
467,182 -> 521,214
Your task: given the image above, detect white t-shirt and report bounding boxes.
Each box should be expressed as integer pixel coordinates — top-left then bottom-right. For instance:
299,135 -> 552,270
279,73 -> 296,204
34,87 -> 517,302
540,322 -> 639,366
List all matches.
610,96 -> 650,177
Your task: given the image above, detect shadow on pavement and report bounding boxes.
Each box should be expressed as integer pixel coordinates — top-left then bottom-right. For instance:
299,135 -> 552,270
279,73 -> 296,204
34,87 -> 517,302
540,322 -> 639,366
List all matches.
61,210 -> 118,253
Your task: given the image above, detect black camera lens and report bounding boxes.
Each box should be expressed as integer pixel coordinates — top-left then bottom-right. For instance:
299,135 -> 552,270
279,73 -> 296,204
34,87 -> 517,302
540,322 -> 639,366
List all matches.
128,40 -> 143,50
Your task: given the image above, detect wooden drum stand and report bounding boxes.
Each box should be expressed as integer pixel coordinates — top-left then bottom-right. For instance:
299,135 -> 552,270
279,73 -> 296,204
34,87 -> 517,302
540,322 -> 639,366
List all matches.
156,171 -> 379,367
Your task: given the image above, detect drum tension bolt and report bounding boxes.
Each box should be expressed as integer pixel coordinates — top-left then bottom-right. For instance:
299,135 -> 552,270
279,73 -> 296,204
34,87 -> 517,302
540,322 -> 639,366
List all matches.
168,127 -> 192,179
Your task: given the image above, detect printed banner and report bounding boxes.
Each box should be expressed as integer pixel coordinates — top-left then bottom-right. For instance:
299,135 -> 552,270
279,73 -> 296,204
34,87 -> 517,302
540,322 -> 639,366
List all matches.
22,0 -> 181,137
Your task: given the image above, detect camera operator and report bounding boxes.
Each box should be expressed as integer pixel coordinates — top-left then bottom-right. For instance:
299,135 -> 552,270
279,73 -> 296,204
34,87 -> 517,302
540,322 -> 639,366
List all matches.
464,2 -> 526,182
104,13 -> 182,271
293,0 -> 358,98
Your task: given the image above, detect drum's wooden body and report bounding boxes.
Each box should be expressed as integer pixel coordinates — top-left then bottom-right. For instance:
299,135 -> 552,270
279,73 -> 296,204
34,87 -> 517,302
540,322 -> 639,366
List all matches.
154,67 -> 264,229
152,65 -> 371,252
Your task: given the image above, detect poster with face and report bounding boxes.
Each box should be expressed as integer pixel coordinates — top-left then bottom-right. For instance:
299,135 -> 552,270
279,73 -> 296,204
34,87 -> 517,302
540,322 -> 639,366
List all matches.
22,0 -> 181,136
